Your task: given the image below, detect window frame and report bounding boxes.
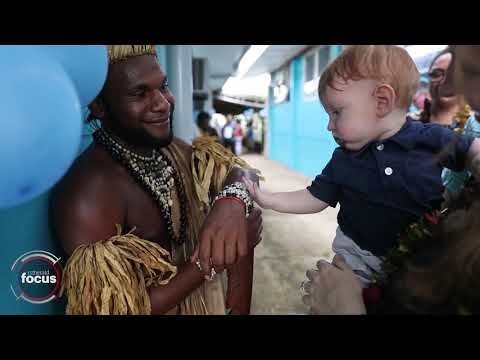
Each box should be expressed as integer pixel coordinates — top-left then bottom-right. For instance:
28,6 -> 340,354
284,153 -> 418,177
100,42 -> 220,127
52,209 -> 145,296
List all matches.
303,45 -> 332,100
271,64 -> 291,104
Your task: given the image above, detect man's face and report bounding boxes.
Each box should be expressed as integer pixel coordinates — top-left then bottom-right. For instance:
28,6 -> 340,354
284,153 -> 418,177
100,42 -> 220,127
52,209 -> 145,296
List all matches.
428,52 -> 458,109
454,46 -> 480,112
322,78 -> 380,151
100,55 -> 175,148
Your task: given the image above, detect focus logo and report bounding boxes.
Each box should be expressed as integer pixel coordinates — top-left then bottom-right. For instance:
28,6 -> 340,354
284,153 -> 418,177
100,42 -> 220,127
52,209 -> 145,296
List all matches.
10,250 -> 63,304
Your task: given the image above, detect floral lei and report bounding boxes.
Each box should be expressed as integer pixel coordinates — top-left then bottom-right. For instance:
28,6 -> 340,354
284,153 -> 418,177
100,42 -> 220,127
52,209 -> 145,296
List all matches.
362,210 -> 441,307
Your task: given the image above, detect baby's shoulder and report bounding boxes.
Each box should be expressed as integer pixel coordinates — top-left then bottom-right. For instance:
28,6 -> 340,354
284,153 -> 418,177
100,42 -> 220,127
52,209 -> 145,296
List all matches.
328,147 -> 349,165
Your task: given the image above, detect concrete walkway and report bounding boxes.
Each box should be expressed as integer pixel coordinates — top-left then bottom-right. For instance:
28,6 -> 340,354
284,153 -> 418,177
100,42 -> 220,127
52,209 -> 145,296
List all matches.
241,154 -> 338,315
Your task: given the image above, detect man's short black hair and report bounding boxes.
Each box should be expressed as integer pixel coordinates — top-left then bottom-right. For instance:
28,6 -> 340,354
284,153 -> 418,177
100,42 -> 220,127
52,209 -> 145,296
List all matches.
196,111 -> 211,123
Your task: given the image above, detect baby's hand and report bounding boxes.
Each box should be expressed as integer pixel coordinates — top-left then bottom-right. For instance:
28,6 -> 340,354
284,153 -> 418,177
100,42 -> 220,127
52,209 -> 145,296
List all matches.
243,176 -> 257,196
242,176 -> 270,209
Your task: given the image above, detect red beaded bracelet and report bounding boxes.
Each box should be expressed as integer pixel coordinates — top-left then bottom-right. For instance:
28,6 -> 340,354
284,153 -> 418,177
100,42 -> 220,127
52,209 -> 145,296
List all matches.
215,196 -> 246,210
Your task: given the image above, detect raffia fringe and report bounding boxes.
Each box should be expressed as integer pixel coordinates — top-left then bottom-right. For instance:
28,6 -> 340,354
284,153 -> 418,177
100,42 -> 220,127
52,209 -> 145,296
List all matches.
60,224 -> 176,315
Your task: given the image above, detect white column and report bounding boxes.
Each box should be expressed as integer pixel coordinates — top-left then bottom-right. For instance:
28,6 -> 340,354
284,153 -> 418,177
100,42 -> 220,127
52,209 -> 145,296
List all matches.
205,89 -> 214,114
263,86 -> 272,158
166,45 -> 197,144
204,59 -> 214,114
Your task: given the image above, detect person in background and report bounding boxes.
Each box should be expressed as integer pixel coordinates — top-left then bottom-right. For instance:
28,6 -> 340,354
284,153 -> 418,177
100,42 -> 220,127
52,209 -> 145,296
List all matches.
233,118 -> 244,156
196,111 -> 219,138
222,116 -> 235,154
408,76 -> 429,114
409,48 -> 466,129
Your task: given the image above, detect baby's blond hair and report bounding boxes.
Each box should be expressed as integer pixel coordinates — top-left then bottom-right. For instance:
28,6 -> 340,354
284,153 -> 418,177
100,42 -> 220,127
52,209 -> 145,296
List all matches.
318,45 -> 419,111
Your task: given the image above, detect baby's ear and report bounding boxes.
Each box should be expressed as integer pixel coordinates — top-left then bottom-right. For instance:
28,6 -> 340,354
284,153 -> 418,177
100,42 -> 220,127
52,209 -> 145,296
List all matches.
373,84 -> 396,118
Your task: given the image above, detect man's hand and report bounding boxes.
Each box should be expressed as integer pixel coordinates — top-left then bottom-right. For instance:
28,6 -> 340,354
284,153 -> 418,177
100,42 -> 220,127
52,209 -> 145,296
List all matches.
302,255 -> 366,315
225,207 -> 263,315
246,207 -> 263,250
191,198 -> 248,278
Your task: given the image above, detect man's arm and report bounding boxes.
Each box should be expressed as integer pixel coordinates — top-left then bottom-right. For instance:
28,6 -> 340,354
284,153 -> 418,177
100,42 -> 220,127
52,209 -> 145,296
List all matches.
215,167 -> 262,314
193,165 -> 261,277
174,137 -> 263,314
51,174 -> 207,315
223,206 -> 262,314
51,172 -> 127,254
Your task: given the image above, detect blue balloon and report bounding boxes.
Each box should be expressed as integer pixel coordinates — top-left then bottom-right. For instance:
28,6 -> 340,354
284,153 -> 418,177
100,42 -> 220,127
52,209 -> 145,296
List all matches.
0,46 -> 82,209
37,45 -> 108,107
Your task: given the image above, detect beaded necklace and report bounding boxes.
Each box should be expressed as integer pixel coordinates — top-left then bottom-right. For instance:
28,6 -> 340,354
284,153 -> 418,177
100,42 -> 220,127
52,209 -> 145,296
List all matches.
93,128 -> 188,245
